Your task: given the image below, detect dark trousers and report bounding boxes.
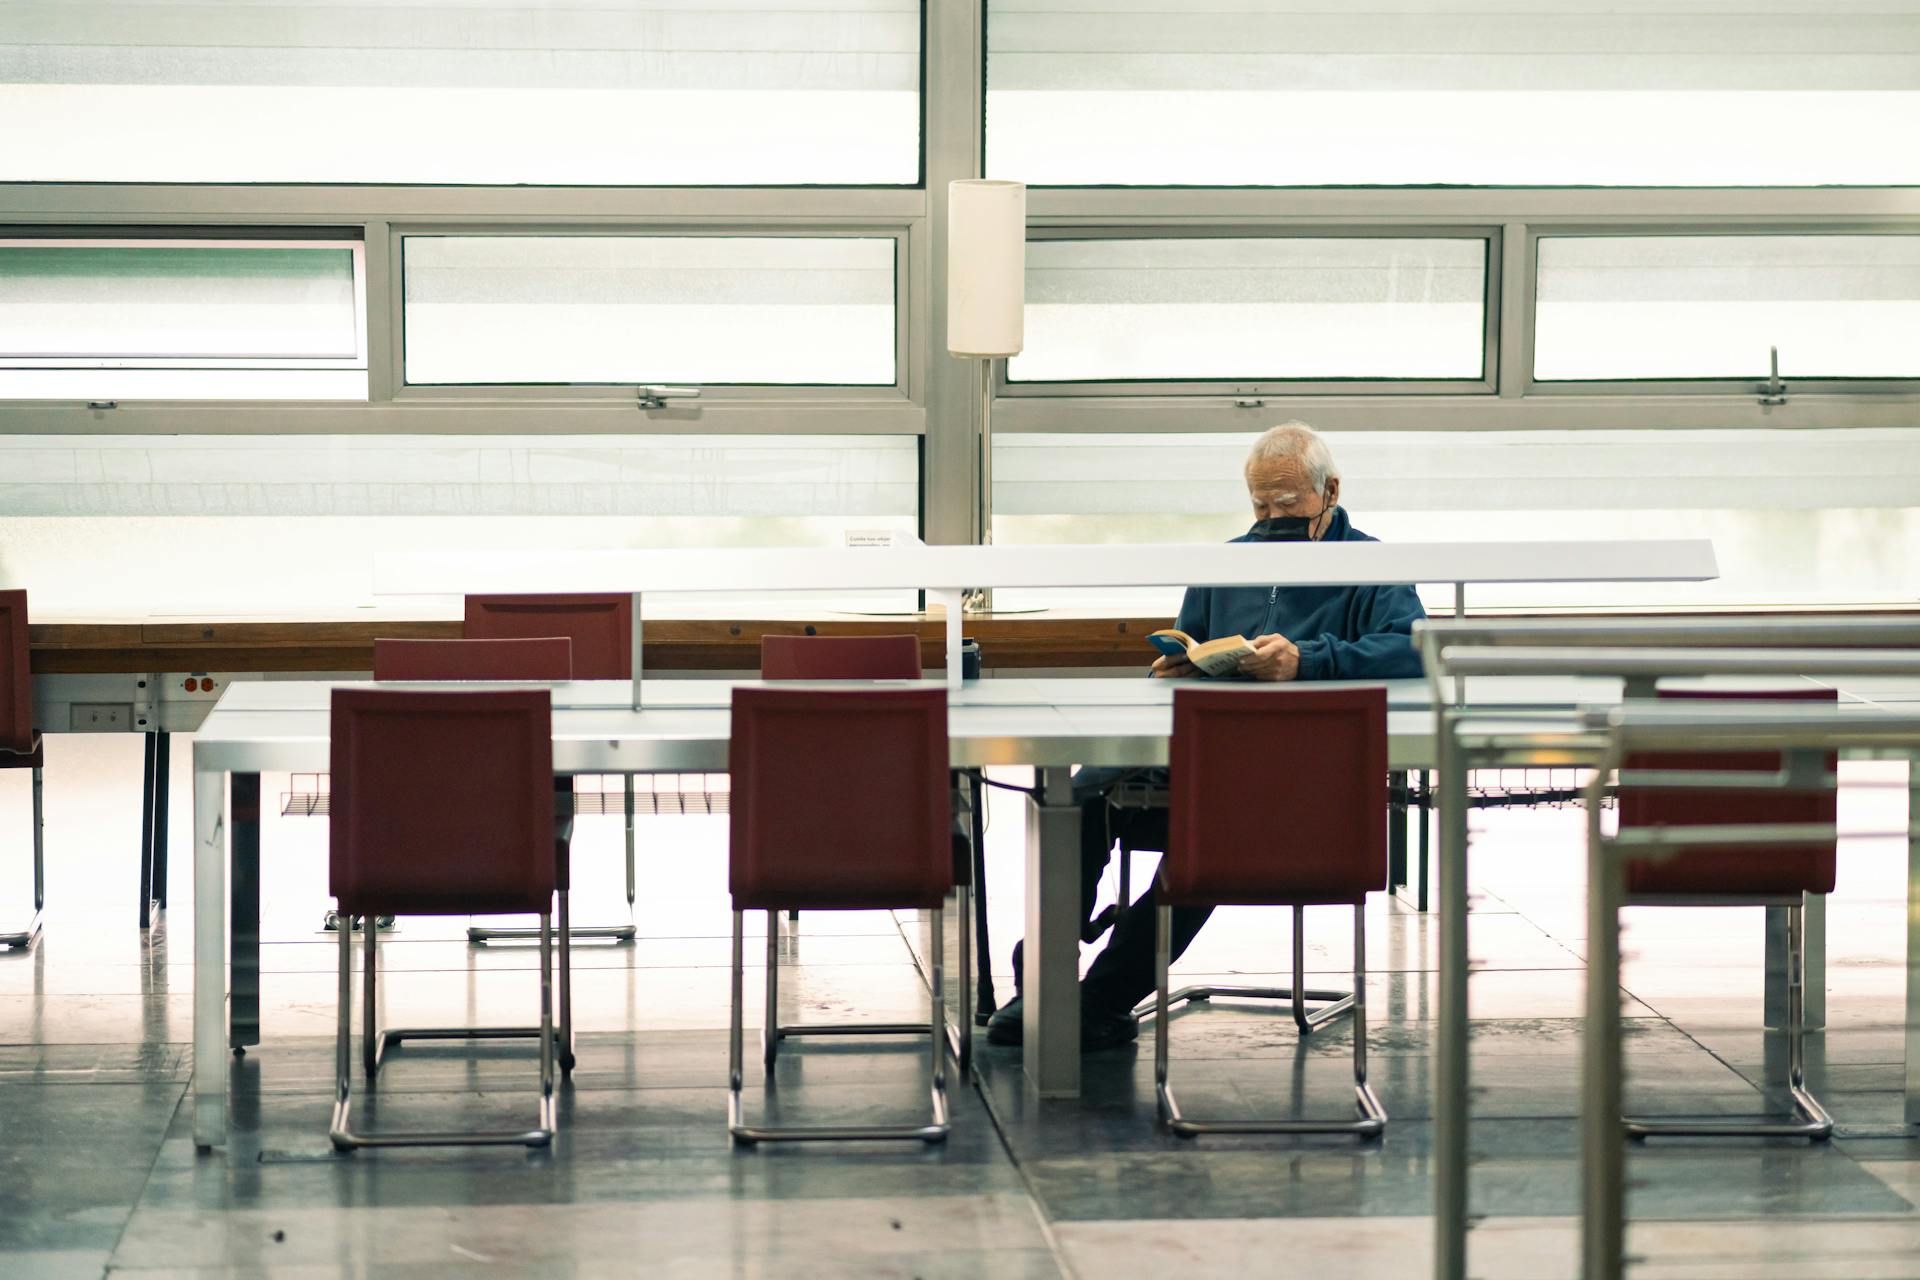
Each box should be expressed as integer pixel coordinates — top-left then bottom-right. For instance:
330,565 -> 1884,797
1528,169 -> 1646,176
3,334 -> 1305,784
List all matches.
1010,767 -> 1212,1016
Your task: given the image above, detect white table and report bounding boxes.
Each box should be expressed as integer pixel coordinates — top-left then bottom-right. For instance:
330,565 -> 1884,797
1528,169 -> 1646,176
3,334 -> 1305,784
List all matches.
373,540 -> 1719,699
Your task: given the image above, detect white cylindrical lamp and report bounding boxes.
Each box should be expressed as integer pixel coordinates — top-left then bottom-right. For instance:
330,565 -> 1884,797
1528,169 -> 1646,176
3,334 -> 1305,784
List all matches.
947,179 -> 1026,359
946,180 -> 1025,584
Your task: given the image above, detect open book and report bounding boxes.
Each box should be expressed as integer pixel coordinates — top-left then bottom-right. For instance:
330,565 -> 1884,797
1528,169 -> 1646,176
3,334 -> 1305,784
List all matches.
1147,629 -> 1255,677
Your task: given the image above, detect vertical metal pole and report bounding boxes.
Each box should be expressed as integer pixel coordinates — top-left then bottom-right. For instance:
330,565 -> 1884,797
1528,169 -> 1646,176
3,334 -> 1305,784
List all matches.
1388,770 -> 1408,891
192,764 -> 228,1150
930,906 -> 948,1089
1905,752 -> 1920,1128
362,914 -> 377,1077
1580,776 -> 1627,1280
228,773 -> 261,1052
629,591 -> 644,711
153,730 -> 172,909
624,775 -> 637,910
764,910 -> 780,1069
1803,891 -> 1826,1030
1451,582 -> 1467,706
138,732 -> 156,929
30,765 -> 44,915
1024,766 -> 1083,1098
1433,713 -> 1472,1280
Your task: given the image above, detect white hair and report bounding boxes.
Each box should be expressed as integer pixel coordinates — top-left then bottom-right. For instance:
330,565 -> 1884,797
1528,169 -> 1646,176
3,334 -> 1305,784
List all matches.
1246,421 -> 1339,497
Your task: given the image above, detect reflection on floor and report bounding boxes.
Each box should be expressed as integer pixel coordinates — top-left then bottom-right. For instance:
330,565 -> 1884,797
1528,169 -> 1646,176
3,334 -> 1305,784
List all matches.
0,734 -> 1915,1278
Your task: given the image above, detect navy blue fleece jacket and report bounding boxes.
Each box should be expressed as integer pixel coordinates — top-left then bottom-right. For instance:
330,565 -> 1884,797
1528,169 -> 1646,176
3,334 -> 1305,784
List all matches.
1172,507 -> 1427,680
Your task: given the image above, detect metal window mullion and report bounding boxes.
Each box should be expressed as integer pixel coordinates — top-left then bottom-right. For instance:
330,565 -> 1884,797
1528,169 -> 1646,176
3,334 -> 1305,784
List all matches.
1498,222 -> 1532,398
919,0 -> 984,547
364,221 -> 396,402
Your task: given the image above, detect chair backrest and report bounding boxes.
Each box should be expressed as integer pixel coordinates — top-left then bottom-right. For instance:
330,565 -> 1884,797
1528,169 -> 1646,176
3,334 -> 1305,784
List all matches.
374,636 -> 572,682
1163,686 -> 1388,906
464,594 -> 631,679
729,686 -> 952,910
1620,687 -> 1838,901
0,590 -> 30,752
330,688 -> 556,916
760,633 -> 923,681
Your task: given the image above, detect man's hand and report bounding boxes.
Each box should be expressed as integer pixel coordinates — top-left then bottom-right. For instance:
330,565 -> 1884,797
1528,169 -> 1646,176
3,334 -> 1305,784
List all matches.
1238,633 -> 1300,682
1150,653 -> 1198,679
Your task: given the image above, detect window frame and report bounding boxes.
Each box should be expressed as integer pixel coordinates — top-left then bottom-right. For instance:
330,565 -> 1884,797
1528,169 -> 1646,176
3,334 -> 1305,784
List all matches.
1522,223 -> 1920,398
998,223 -> 1500,399
390,224 -> 913,400
0,231 -> 369,379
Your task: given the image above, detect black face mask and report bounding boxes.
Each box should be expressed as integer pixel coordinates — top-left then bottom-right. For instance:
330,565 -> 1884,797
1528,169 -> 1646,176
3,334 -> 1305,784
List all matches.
1249,514 -> 1317,542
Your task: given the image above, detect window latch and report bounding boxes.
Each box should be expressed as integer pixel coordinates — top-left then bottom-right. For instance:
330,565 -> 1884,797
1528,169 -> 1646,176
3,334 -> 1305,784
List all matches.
637,385 -> 700,411
1758,345 -> 1787,407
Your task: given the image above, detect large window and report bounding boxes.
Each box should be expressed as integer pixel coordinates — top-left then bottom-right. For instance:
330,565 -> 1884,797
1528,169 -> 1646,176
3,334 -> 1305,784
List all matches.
0,2 -> 922,185
992,430 -> 1920,614
0,238 -> 367,400
1010,236 -> 1489,387
1534,235 -> 1920,383
0,434 -> 920,615
402,236 -> 899,388
985,2 -> 1920,186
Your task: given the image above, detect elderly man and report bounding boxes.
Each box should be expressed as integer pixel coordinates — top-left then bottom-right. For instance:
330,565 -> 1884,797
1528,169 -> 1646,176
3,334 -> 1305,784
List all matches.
988,422 -> 1426,1051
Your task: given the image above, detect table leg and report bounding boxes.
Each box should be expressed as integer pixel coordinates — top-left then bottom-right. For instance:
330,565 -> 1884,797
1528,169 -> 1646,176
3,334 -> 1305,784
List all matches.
153,731 -> 171,910
1434,724 -> 1472,1280
1388,771 -> 1408,891
192,766 -> 228,1151
1023,767 -> 1081,1099
228,773 -> 261,1052
138,732 -> 156,929
1906,756 -> 1920,1129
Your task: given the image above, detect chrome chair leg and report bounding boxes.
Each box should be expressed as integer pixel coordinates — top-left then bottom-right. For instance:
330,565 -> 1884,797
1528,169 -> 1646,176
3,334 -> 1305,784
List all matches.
1155,901 -> 1385,1138
1626,900 -> 1832,1141
1,765 -> 44,950
764,909 -> 780,1071
731,907 -> 951,1145
955,882 -> 974,1075
624,775 -> 637,911
1135,903 -> 1355,1029
331,912 -> 556,1151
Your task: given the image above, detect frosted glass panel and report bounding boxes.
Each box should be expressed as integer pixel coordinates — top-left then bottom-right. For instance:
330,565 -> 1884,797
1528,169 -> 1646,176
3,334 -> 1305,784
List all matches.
986,2 -> 1920,185
404,237 -> 897,386
1011,238 -> 1486,383
0,1 -> 920,184
992,430 -> 1920,612
0,240 -> 366,400
1535,236 -> 1920,381
0,434 -> 920,615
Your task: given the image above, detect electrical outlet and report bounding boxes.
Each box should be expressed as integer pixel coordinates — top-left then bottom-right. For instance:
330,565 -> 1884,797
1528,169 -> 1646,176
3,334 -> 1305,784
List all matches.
72,703 -> 133,732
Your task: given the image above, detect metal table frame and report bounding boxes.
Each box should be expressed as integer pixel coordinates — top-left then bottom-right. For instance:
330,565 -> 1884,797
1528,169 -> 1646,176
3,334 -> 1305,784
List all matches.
1417,621 -> 1920,1280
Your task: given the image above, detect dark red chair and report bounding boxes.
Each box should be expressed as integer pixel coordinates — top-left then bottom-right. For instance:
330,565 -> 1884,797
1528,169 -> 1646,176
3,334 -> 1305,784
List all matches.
464,594 -> 631,679
1153,685 -> 1389,1137
727,686 -> 955,1143
756,633 -> 973,1067
0,591 -> 43,951
1617,686 -> 1837,1140
373,635 -> 583,1071
373,637 -> 572,683
759,633 -> 922,681
328,688 -> 558,1149
464,594 -> 638,945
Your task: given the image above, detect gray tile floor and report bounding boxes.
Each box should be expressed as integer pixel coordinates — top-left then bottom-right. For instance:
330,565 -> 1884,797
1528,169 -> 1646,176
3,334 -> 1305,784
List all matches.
0,734 -> 1916,1278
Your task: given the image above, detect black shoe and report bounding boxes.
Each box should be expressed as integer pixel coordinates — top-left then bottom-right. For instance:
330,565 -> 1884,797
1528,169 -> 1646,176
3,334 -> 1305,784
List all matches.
984,996 -> 1139,1053
1080,1006 -> 1139,1053
986,996 -> 1025,1046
